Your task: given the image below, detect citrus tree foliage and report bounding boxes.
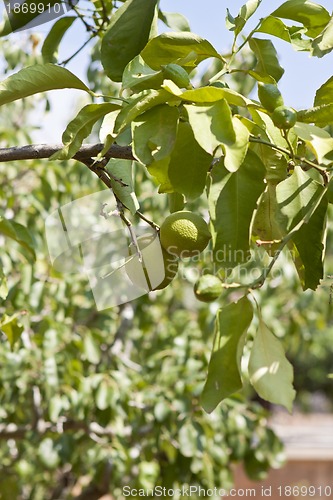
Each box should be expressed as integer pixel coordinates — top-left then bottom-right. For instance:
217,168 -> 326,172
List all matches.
1,0 -> 333,496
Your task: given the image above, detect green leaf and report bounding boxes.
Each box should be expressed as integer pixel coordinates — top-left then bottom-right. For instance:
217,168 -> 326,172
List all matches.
227,0 -> 262,37
122,55 -> 163,92
276,166 -> 325,231
250,109 -> 294,151
99,110 -> 120,142
138,461 -> 160,489
252,184 -> 286,254
159,11 -> 191,32
38,438 -> 60,469
258,16 -> 293,43
41,17 -> 76,63
168,192 -> 185,213
101,0 -> 158,82
186,101 -> 249,172
257,16 -> 310,51
0,64 -> 90,107
106,159 -> 140,214
201,296 -> 253,413
96,379 -> 111,410
293,122 -> 333,164
179,86 -> 254,107
51,103 -> 119,160
184,100 -> 233,153
314,75 -> 333,106
311,16 -> 333,57
296,103 -> 333,126
0,217 -> 36,260
209,150 -> 266,268
114,89 -> 173,134
141,32 -> 221,70
270,0 -> 331,38
328,178 -> 333,203
227,117 -> 250,173
249,38 -> 284,81
167,122 -> 213,199
49,395 -> 64,422
248,319 -> 296,412
0,314 -> 24,350
291,196 -> 327,290
83,332 -> 101,364
147,157 -> 173,193
132,104 -> 179,165
246,124 -> 288,184
0,267 -> 8,300
179,421 -> 200,457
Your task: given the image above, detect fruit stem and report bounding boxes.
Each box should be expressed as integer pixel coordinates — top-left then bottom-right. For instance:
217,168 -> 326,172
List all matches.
282,129 -> 295,161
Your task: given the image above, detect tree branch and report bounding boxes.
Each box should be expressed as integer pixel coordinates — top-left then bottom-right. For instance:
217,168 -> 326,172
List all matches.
0,143 -> 135,163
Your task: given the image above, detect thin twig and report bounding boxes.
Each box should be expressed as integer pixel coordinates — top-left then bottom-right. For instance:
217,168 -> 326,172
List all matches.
59,34 -> 95,66
136,210 -> 160,231
115,196 -> 143,263
282,129 -> 295,161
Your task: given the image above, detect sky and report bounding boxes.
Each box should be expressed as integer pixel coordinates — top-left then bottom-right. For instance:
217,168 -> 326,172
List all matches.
1,0 -> 333,142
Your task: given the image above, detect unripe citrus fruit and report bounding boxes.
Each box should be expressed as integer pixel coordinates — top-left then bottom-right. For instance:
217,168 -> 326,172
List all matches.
162,63 -> 191,89
159,211 -> 211,258
258,82 -> 284,112
126,234 -> 178,291
271,105 -> 297,129
194,274 -> 223,302
160,210 -> 211,258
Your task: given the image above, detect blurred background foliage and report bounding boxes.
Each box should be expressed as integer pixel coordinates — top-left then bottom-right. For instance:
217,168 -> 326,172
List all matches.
0,30 -> 332,499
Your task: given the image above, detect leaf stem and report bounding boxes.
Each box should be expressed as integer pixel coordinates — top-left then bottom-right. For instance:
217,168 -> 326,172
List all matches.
282,129 -> 295,161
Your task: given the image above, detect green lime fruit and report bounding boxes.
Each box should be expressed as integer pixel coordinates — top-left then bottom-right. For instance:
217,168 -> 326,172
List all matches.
257,82 -> 284,112
162,63 -> 191,89
126,234 -> 178,291
159,211 -> 211,258
193,274 -> 223,302
271,105 -> 297,129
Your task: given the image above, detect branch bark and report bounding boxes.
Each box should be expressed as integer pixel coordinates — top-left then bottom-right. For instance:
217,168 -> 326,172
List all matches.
0,143 -> 135,163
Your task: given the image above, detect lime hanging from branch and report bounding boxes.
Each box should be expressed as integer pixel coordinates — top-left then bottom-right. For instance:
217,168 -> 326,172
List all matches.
271,106 -> 297,130
159,211 -> 211,258
194,274 -> 223,302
